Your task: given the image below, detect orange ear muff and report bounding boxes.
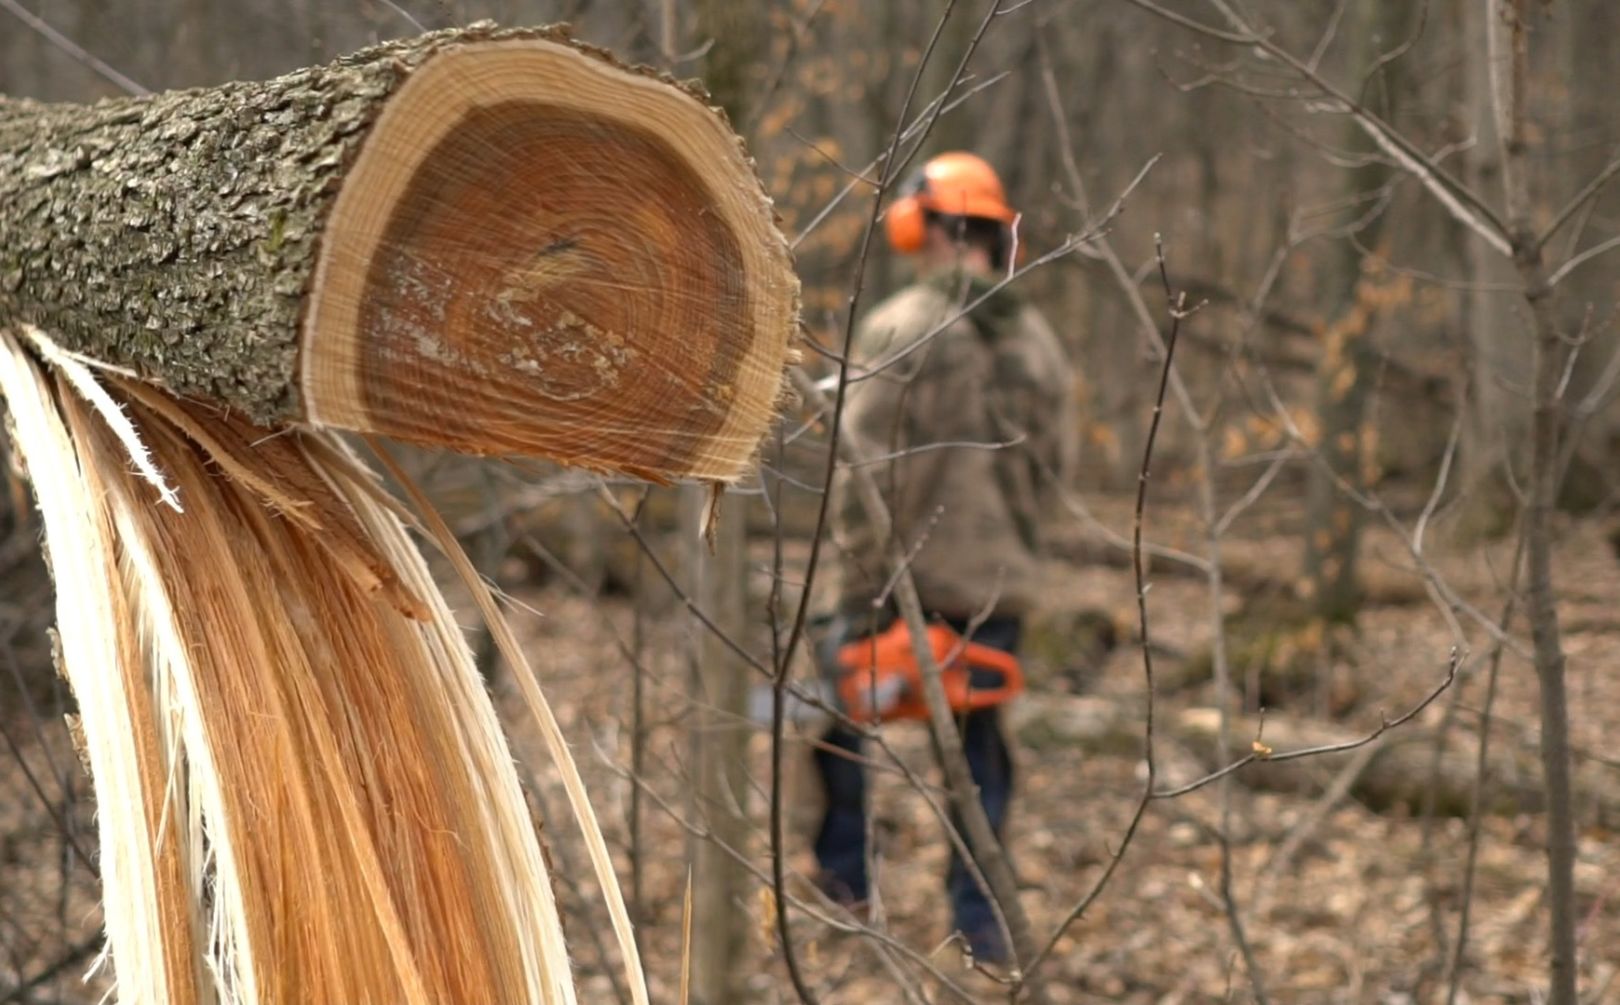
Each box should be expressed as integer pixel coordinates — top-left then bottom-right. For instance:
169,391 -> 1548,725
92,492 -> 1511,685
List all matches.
884,194 -> 928,254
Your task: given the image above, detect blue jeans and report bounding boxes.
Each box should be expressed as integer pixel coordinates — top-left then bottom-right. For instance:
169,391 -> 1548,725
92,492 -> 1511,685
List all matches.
812,614 -> 1019,943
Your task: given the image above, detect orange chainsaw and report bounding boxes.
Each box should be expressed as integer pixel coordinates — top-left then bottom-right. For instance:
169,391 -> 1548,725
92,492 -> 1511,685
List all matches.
749,619 -> 1024,725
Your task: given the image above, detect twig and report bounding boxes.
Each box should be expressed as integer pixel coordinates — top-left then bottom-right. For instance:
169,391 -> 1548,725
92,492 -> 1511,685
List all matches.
0,932 -> 102,1004
628,500 -> 648,940
1357,0 -> 1429,100
850,155 -> 1160,384
742,0 -> 829,137
0,0 -> 148,96
1113,0 -> 1255,43
766,3 -> 1004,998
599,487 -> 772,678
1024,236 -> 1185,983
772,0 -> 989,741
0,710 -> 98,879
1306,0 -> 1353,74
1181,250 -> 1269,1002
512,764 -> 633,1005
1546,233 -> 1620,289
763,423 -> 819,1005
778,400 -> 1041,997
789,72 -> 1012,251
1116,0 -> 1512,253
1213,451 -> 1290,537
610,755 -> 981,1004
375,0 -> 428,33
1260,736 -> 1385,887
1444,537 -> 1526,1004
678,867 -> 692,1005
1257,382 -> 1513,657
1151,650 -> 1459,799
0,638 -> 96,879
786,127 -> 882,188
1536,151 -> 1620,253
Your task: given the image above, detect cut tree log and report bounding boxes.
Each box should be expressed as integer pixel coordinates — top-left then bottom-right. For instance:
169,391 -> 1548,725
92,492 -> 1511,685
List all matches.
0,23 -> 797,482
0,27 -> 798,1002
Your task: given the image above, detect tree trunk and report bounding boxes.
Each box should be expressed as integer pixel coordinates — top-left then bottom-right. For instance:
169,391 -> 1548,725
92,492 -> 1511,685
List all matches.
1457,0 -> 1527,532
1302,0 -> 1408,626
686,5 -> 762,1000
0,23 -> 797,483
684,489 -> 753,1005
1490,3 -> 1578,999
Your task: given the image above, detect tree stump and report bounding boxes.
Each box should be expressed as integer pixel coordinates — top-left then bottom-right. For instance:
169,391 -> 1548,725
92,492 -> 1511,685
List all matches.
0,23 -> 798,482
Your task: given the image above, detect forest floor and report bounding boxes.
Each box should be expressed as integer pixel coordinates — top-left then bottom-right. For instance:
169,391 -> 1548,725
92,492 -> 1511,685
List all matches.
490,493 -> 1620,1005
3,494 -> 1619,1003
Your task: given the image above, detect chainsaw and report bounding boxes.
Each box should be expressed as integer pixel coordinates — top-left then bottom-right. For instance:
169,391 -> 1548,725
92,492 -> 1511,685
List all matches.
748,618 -> 1024,727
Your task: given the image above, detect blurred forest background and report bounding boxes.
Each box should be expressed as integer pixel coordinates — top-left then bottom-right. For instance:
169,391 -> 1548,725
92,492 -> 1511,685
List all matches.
4,1 -> 1620,1002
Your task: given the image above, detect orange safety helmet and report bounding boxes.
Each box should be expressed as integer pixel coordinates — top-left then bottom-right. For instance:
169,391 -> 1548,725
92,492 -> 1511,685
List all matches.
884,152 -> 1018,254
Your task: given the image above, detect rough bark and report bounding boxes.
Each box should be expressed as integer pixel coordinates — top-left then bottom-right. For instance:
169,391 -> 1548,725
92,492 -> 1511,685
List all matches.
0,45 -> 412,419
1,23 -> 798,482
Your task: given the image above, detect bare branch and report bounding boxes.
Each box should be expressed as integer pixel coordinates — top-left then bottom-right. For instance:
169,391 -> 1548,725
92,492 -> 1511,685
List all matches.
1024,236 -> 1185,984
376,0 -> 429,33
1213,451 -> 1290,537
1260,737 -> 1386,883
789,71 -> 1012,251
0,932 -> 102,1005
1357,0 -> 1430,102
1546,233 -> 1620,289
1534,151 -> 1620,252
0,0 -> 148,96
1116,0 -> 1512,251
1152,650 -> 1459,799
1444,536 -> 1527,1004
850,156 -> 1160,384
615,760 -> 982,1005
1306,0 -> 1353,73
1114,0 -> 1257,44
766,7 -> 1013,997
1351,116 -> 1511,255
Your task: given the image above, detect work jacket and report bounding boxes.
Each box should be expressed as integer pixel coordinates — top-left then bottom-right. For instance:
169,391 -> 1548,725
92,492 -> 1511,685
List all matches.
832,270 -> 1076,622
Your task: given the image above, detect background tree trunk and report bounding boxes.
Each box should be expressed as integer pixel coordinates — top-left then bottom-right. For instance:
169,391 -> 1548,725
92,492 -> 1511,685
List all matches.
1302,0 -> 1408,626
683,491 -> 752,1005
1457,0 -> 1528,533
685,3 -> 762,1001
1490,2 -> 1579,999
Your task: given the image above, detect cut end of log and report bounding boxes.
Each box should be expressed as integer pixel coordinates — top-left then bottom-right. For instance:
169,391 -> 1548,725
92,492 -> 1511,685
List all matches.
300,34 -> 797,483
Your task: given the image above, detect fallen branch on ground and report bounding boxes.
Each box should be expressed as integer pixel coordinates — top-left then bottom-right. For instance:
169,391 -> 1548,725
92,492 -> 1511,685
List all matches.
1012,694 -> 1620,827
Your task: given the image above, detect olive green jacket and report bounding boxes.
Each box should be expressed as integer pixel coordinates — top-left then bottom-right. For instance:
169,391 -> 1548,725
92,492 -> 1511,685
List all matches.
833,272 -> 1076,620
